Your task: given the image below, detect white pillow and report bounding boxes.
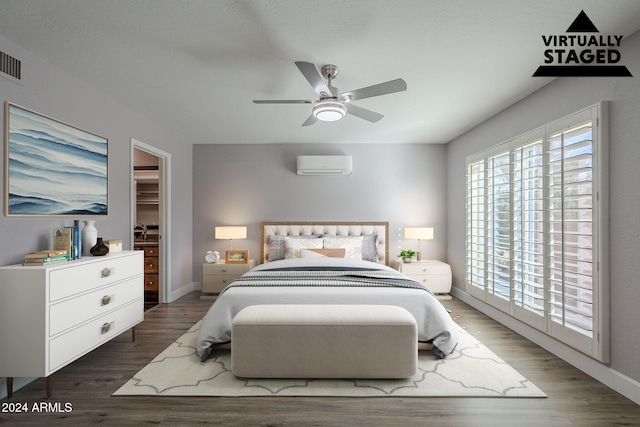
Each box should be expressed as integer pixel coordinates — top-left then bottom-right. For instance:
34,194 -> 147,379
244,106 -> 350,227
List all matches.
284,237 -> 323,258
323,236 -> 363,259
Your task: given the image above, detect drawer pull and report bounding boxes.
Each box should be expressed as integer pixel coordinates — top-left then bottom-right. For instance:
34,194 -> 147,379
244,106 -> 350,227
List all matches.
101,268 -> 111,278
149,249 -> 155,254
221,269 -> 228,273
101,295 -> 111,306
101,322 -> 112,334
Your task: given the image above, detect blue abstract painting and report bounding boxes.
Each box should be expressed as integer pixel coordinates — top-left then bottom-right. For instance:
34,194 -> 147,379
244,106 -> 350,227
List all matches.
5,103 -> 108,215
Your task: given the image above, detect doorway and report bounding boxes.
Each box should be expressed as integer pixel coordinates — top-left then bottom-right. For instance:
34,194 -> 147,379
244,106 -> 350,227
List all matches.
131,139 -> 171,310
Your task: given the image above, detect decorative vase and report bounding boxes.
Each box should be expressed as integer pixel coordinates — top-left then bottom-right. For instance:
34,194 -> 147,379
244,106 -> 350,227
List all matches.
90,237 -> 110,256
402,257 -> 412,263
82,220 -> 98,256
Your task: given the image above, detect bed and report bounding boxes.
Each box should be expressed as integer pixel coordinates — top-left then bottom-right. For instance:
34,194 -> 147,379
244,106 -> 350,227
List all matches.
196,221 -> 459,361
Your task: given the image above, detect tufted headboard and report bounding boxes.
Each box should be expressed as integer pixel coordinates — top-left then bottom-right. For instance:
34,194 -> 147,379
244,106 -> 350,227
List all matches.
261,221 -> 389,265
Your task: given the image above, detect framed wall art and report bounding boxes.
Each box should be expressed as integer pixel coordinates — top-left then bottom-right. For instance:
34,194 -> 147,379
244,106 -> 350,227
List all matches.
4,102 -> 108,216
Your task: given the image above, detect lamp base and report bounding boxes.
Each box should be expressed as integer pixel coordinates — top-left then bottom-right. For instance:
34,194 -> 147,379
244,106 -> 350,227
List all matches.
416,251 -> 422,261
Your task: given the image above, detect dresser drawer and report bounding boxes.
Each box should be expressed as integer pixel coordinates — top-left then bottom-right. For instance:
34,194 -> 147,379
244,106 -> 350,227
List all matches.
409,274 -> 451,294
140,246 -> 159,257
48,299 -> 143,373
144,274 -> 159,291
144,258 -> 159,274
401,262 -> 451,276
49,276 -> 143,336
49,253 -> 143,302
202,263 -> 251,275
202,274 -> 235,293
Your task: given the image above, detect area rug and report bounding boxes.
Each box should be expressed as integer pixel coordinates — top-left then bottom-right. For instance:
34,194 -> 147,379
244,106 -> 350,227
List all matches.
113,320 -> 546,398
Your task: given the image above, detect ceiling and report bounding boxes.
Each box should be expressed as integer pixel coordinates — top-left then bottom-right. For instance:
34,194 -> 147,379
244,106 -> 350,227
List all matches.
1,1 -> 639,145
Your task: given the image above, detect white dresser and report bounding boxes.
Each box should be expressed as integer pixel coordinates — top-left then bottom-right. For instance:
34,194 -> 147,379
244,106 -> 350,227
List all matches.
391,259 -> 452,299
0,250 -> 144,398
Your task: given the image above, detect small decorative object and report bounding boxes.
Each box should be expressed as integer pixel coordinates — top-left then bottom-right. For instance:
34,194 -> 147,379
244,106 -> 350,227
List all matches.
82,220 -> 98,256
205,250 -> 220,263
104,239 -> 123,253
53,227 -> 73,255
73,219 -> 82,259
226,250 -> 248,264
399,249 -> 417,263
90,237 -> 110,256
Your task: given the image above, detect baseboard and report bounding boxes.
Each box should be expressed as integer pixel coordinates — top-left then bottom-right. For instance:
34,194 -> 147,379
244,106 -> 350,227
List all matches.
168,281 -> 199,303
451,287 -> 640,405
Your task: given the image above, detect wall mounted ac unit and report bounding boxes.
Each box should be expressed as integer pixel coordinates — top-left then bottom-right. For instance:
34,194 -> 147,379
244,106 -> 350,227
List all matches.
296,155 -> 352,175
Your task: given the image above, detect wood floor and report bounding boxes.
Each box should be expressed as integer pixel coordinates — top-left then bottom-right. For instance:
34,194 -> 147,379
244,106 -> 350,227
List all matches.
2,292 -> 639,426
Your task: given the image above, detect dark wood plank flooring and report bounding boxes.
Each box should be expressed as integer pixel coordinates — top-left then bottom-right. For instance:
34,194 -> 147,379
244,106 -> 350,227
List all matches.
2,293 -> 639,426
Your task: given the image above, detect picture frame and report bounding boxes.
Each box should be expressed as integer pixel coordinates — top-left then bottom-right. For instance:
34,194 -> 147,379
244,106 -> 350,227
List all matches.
4,102 -> 108,216
225,250 -> 248,264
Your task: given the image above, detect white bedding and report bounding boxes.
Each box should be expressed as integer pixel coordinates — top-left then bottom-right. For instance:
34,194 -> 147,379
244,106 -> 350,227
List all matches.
196,258 -> 459,360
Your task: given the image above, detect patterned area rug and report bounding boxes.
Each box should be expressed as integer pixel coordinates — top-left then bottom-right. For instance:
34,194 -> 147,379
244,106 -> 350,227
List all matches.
113,321 -> 546,397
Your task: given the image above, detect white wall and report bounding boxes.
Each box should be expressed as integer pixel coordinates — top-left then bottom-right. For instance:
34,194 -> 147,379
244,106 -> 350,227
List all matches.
192,143 -> 447,280
446,30 -> 640,389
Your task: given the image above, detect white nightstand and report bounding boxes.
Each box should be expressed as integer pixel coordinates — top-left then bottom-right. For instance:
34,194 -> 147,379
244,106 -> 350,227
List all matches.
391,259 -> 452,299
201,259 -> 256,298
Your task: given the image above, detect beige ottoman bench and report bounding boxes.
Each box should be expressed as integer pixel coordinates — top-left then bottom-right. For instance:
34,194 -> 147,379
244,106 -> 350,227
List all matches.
231,304 -> 417,379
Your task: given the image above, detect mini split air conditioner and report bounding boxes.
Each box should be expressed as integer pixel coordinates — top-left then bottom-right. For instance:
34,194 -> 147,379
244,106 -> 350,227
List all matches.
296,155 -> 352,175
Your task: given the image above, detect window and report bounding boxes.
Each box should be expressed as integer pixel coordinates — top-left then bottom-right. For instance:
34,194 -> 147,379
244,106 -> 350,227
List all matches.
465,102 -> 609,361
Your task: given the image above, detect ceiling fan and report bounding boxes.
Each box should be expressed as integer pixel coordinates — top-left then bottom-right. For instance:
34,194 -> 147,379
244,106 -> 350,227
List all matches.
253,61 -> 407,126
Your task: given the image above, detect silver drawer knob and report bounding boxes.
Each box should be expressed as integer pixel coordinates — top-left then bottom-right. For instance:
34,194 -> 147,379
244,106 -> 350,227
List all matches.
102,268 -> 111,278
101,295 -> 111,306
101,322 -> 111,334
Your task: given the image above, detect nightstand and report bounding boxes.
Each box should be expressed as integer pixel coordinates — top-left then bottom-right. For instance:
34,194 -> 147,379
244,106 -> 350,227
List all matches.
201,259 -> 256,297
391,259 -> 452,299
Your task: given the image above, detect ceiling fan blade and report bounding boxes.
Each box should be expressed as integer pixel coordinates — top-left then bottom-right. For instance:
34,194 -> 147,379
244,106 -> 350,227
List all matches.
295,61 -> 332,97
340,78 -> 407,102
302,114 -> 318,127
253,100 -> 313,104
346,104 -> 384,123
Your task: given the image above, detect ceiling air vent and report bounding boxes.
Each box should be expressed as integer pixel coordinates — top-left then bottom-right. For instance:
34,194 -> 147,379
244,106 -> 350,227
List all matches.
0,50 -> 22,81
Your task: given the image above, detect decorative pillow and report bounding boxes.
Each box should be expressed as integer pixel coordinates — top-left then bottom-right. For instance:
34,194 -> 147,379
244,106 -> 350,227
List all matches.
268,235 -> 321,261
284,237 -> 323,259
323,236 -> 363,259
300,248 -> 346,258
361,234 -> 378,262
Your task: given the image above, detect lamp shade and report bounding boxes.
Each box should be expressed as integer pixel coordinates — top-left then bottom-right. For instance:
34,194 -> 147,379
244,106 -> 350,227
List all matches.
404,227 -> 434,240
215,226 -> 247,240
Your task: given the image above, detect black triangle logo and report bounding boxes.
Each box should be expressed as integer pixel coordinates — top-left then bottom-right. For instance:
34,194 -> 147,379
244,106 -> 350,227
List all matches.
566,10 -> 599,32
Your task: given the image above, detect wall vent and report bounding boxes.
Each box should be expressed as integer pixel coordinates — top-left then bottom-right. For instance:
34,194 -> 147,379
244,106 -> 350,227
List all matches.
0,50 -> 22,81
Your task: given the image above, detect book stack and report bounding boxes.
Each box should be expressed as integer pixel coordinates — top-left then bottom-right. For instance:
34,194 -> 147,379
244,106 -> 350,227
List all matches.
24,250 -> 70,266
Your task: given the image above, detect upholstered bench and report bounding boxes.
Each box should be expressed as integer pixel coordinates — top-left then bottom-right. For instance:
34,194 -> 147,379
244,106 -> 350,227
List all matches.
231,304 -> 417,379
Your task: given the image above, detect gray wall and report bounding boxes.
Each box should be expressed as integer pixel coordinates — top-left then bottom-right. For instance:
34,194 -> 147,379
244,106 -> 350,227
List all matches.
192,143 -> 447,279
0,33 -> 193,297
446,31 -> 640,383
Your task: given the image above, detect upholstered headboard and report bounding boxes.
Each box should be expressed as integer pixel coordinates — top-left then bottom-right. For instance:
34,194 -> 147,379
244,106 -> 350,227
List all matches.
261,221 -> 389,265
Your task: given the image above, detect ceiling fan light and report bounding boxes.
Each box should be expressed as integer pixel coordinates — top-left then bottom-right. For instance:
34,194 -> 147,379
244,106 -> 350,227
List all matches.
313,100 -> 347,122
